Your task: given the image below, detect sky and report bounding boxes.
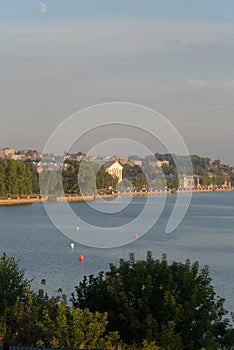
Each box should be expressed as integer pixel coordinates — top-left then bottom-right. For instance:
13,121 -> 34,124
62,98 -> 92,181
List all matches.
0,0 -> 234,164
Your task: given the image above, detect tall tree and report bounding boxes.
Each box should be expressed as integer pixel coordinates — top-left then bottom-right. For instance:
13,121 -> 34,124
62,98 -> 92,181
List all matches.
71,251 -> 232,349
62,160 -> 80,194
78,161 -> 96,195
96,165 -> 118,192
0,253 -> 30,341
0,162 -> 6,196
0,253 -> 119,348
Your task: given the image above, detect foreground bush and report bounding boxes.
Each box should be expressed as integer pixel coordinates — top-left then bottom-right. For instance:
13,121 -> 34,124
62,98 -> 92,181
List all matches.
71,251 -> 234,349
1,251 -> 234,349
0,253 -> 119,349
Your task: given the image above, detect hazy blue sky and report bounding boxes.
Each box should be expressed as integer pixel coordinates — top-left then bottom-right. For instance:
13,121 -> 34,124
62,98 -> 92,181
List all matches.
1,1 -> 234,164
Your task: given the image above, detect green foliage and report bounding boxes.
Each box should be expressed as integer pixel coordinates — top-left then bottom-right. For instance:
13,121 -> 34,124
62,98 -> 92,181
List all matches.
77,161 -> 97,195
230,172 -> 234,186
0,253 -> 30,314
25,160 -> 40,193
68,306 -> 119,349
62,160 -> 80,194
161,164 -> 178,189
0,159 -> 38,196
123,164 -> 147,189
0,159 -> 119,197
39,169 -> 63,196
96,165 -> 118,191
63,161 -> 118,195
0,253 -> 119,348
71,251 -> 233,349
141,339 -> 161,350
190,155 -> 210,170
0,155 -> 232,198
0,253 -> 30,341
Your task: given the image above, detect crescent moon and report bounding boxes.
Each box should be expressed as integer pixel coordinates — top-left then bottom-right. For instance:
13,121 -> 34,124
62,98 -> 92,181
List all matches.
40,2 -> 47,14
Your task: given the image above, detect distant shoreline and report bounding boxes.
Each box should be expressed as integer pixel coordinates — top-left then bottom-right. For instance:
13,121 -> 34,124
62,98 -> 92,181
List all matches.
0,187 -> 233,206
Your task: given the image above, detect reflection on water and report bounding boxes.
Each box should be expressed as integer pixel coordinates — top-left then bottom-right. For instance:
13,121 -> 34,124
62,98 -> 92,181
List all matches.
0,191 -> 233,313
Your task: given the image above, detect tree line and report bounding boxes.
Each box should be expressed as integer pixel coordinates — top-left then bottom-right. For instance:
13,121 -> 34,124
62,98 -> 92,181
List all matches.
0,159 -> 39,196
1,252 -> 234,349
0,156 -> 233,197
0,159 -> 144,197
0,159 -> 117,197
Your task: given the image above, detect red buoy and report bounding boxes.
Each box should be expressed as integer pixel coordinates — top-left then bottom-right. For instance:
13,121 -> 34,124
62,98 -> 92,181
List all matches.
79,255 -> 84,262
134,234 -> 138,239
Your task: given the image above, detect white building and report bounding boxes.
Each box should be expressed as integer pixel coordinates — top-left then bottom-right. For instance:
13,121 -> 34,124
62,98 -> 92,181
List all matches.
105,161 -> 124,182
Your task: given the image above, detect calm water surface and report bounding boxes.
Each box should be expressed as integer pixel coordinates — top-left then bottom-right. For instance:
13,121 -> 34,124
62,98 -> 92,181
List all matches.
0,191 -> 233,314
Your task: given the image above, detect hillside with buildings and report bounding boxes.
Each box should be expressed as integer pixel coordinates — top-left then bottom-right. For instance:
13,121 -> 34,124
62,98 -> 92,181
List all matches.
0,147 -> 234,198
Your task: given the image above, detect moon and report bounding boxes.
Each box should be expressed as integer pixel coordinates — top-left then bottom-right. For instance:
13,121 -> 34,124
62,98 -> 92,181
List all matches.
39,2 -> 47,14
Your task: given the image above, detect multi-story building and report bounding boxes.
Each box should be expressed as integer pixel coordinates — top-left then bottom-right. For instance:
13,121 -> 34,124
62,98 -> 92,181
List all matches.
179,175 -> 200,189
64,152 -> 86,161
0,148 -> 15,159
17,150 -> 42,159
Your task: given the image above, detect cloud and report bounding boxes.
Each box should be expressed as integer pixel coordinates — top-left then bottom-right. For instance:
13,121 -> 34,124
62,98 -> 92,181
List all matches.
187,78 -> 234,89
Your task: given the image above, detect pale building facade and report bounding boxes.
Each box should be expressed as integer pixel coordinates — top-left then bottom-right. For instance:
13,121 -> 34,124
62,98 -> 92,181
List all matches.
0,148 -> 15,159
179,175 -> 200,189
105,161 -> 124,182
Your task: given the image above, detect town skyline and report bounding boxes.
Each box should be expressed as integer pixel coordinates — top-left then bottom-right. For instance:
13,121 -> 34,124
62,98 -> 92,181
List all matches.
0,142 -> 229,165
0,145 -> 232,168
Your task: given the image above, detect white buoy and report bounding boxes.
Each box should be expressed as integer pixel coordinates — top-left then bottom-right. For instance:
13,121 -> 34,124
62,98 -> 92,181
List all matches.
70,242 -> 75,249
76,226 -> 80,231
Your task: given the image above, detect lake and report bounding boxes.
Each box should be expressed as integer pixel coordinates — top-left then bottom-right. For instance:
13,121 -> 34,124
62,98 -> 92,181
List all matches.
0,191 -> 233,315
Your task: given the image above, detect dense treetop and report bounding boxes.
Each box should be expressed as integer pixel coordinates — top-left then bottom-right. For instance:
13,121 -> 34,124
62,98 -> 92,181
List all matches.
1,252 -> 234,349
71,251 -> 234,349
